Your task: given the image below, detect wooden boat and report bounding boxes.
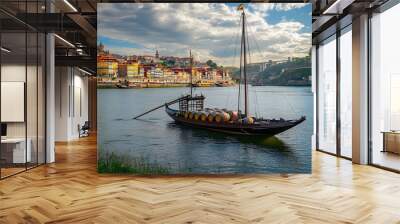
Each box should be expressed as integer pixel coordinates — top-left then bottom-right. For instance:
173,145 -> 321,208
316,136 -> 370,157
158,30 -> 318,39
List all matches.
192,80 -> 214,87
166,105 -> 305,136
215,81 -> 232,87
116,84 -> 128,88
163,4 -> 306,136
116,80 -> 129,88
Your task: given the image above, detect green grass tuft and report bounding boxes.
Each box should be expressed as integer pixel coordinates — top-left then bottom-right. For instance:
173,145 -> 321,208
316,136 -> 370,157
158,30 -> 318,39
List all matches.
98,152 -> 170,175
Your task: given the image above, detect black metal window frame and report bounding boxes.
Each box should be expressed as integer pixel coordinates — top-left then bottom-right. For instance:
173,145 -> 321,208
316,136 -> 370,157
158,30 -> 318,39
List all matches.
315,0 -> 400,173
367,2 -> 400,173
315,21 -> 352,161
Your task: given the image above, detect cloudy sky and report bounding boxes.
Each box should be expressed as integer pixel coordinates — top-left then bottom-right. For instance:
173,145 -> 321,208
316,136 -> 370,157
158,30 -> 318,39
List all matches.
98,3 -> 311,66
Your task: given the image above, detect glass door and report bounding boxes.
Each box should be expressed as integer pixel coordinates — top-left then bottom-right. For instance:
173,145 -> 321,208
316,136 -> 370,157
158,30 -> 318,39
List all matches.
317,35 -> 337,154
339,26 -> 352,158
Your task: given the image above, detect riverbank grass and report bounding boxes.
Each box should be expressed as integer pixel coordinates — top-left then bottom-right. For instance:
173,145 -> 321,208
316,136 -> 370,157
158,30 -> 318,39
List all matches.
98,152 -> 170,175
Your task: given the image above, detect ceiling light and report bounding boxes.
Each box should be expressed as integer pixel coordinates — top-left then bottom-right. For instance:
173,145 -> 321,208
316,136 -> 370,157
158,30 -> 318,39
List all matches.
78,68 -> 93,76
1,47 -> 11,53
54,34 -> 75,48
76,48 -> 84,55
63,0 -> 78,12
322,0 -> 355,15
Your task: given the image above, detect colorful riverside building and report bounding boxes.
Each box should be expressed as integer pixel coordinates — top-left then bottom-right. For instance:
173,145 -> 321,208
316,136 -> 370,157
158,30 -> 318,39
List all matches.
97,55 -> 118,82
172,68 -> 190,84
148,64 -> 164,83
127,60 -> 142,82
118,62 -> 127,79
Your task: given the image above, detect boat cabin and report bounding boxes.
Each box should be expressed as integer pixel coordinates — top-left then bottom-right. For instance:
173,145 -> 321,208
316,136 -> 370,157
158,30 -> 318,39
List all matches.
179,95 -> 205,112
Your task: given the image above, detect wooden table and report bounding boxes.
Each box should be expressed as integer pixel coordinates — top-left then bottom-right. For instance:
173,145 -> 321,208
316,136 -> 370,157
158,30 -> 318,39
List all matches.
382,131 -> 400,154
1,138 -> 31,164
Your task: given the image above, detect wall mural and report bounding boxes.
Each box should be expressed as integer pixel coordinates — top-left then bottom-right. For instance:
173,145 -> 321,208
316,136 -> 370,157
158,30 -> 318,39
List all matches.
97,3 -> 313,174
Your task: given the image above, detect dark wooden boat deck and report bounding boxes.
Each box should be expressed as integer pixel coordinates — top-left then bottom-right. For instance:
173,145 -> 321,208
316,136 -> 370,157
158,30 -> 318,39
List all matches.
165,105 -> 305,136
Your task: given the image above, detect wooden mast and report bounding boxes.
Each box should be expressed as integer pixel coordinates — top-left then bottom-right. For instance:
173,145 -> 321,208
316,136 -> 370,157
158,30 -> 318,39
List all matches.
239,5 -> 248,117
189,49 -> 193,97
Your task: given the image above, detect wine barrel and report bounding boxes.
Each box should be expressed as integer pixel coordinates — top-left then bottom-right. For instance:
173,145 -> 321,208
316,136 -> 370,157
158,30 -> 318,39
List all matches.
200,112 -> 208,121
221,112 -> 230,122
242,117 -> 254,124
194,112 -> 201,120
189,111 -> 194,119
214,113 -> 222,123
207,112 -> 216,122
229,111 -> 239,121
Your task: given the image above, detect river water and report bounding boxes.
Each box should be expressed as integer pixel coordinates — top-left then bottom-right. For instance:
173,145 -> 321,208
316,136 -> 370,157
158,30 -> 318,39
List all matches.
98,86 -> 313,174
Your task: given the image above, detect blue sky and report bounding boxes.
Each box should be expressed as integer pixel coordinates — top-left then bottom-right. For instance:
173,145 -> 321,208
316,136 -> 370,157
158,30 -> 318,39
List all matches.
264,6 -> 311,32
99,36 -> 141,50
98,3 -> 311,65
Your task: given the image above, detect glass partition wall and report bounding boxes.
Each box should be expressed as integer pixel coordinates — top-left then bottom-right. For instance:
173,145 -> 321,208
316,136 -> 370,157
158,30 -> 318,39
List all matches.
0,2 -> 46,179
316,25 -> 353,159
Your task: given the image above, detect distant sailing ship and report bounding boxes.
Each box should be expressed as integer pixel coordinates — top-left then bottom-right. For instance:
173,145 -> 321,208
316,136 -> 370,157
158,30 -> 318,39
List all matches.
162,4 -> 306,136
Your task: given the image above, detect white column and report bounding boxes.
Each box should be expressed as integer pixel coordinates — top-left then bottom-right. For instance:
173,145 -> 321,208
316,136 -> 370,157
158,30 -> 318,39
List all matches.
46,33 -> 55,163
352,14 -> 369,164
55,67 -> 73,141
45,0 -> 55,163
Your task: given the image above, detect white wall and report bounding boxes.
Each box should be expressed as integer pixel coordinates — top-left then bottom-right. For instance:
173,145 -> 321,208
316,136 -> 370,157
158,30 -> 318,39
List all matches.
1,64 -> 26,139
1,63 -> 47,164
55,67 -> 89,141
55,66 -> 69,141
311,45 -> 317,150
1,64 -> 26,82
1,82 -> 25,122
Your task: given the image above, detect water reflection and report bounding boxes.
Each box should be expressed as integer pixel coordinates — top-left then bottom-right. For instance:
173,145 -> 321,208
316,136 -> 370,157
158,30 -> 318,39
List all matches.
98,86 -> 312,173
167,122 -> 290,150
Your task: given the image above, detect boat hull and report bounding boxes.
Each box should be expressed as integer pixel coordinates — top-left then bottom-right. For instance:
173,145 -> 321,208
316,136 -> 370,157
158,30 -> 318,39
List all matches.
165,106 -> 305,136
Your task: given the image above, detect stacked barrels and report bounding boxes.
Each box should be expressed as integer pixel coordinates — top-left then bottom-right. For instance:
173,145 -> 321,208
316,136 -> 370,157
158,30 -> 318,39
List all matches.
182,108 -> 254,124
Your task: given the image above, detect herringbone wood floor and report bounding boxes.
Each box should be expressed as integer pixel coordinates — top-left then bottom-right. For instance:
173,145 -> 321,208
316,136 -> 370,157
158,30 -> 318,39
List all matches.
1,135 -> 400,224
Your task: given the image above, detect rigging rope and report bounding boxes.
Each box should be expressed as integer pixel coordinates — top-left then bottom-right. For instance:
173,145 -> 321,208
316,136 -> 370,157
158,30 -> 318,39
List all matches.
246,18 -> 298,118
237,15 -> 243,114
254,90 -> 259,118
225,93 -> 231,109
283,94 -> 297,117
247,21 -> 268,61
245,12 -> 260,117
230,15 -> 241,111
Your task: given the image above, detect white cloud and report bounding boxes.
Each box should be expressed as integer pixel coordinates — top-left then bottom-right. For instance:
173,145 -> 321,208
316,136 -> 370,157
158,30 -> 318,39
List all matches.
98,3 -> 311,66
250,3 -> 309,16
275,3 -> 308,11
